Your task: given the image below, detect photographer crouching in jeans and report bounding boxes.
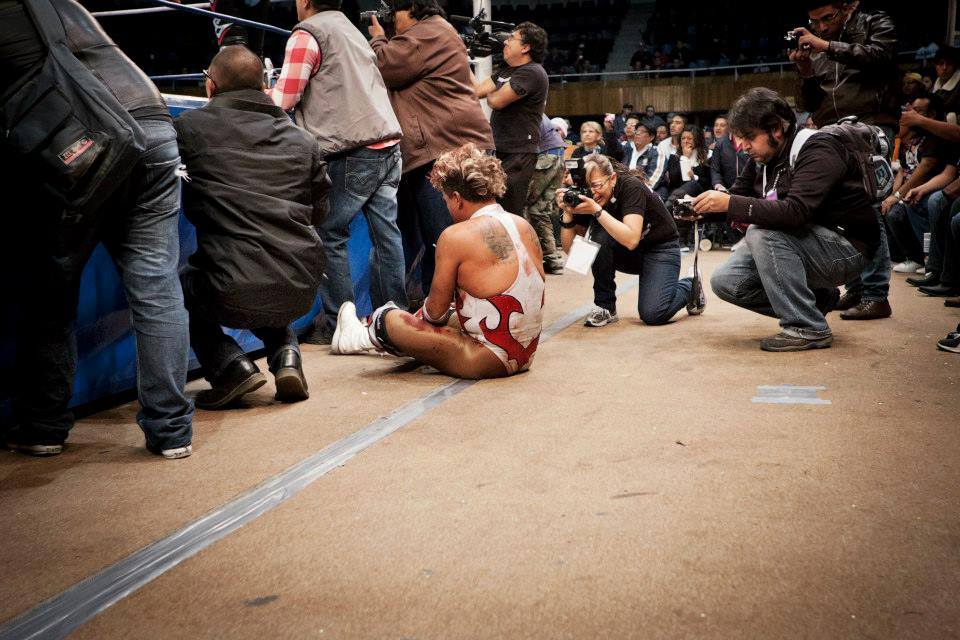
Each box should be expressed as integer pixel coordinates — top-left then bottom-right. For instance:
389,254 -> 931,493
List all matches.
694,88 -> 879,352
557,154 -> 705,327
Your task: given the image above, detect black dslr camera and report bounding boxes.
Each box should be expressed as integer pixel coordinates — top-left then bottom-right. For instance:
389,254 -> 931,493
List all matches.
450,9 -> 515,58
562,158 -> 589,207
784,29 -> 811,51
360,0 -> 394,24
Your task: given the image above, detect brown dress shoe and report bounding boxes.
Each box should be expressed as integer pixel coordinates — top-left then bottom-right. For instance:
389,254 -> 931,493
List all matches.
835,290 -> 861,311
945,297 -> 960,308
839,299 -> 892,320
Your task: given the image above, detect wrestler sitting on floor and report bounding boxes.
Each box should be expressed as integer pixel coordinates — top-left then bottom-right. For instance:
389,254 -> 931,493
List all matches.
332,143 -> 545,379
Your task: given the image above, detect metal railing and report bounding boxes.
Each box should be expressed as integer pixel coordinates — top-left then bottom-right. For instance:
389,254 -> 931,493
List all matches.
94,0 -> 291,36
548,50 -> 922,82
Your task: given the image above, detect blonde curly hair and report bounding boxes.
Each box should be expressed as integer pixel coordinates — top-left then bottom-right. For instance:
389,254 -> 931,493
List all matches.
429,143 -> 507,202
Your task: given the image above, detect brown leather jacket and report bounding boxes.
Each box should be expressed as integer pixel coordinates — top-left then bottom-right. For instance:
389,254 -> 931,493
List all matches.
798,9 -> 900,129
370,15 -> 493,173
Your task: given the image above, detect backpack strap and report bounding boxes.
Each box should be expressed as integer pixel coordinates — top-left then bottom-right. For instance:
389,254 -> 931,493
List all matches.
21,0 -> 69,46
788,128 -> 818,168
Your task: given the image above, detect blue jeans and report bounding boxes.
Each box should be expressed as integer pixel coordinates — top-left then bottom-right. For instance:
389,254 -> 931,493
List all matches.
396,160 -> 452,297
12,119 -> 193,449
591,225 -> 692,325
925,190 -> 953,275
946,210 -> 960,286
844,208 -> 891,302
887,197 -> 929,264
318,145 -> 407,322
711,224 -> 864,338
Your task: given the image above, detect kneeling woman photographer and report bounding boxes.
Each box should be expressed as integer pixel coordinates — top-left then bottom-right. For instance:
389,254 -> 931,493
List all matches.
557,153 -> 705,326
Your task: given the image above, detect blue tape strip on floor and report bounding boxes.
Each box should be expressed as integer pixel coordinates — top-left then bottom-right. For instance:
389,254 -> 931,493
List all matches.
751,384 -> 831,405
0,280 -> 638,640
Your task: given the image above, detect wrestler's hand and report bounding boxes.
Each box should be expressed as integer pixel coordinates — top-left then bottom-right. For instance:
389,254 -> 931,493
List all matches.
692,189 -> 730,214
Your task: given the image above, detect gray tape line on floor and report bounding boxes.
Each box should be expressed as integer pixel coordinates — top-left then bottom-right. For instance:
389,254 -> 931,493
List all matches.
0,280 -> 638,640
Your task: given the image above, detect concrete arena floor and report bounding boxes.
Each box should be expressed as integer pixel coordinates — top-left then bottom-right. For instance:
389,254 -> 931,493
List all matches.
1,249 -> 959,639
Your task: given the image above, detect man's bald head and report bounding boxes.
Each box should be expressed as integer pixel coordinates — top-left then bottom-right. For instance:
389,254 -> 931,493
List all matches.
207,45 -> 264,95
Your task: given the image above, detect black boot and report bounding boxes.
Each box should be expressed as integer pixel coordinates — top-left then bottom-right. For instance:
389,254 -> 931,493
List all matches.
271,347 -> 309,402
195,356 -> 267,410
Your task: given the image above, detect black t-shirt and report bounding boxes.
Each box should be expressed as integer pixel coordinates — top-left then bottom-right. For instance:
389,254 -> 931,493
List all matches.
490,62 -> 548,154
574,172 -> 679,264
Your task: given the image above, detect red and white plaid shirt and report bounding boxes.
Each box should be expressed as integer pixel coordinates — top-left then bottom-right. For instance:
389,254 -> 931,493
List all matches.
269,30 -> 399,150
269,30 -> 320,112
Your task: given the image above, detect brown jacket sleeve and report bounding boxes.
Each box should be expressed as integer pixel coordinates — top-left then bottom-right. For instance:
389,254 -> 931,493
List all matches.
369,33 -> 427,89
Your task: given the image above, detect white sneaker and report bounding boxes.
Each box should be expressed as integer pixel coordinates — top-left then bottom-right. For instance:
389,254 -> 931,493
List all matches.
893,260 -> 923,273
331,301 -> 374,355
160,444 -> 192,460
915,266 -> 927,274
583,306 -> 618,327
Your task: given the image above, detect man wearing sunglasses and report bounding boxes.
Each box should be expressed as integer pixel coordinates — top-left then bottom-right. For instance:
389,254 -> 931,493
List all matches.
790,1 -> 899,322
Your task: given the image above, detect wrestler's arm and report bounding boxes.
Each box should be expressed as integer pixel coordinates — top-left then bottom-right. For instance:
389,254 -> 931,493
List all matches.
423,228 -> 462,321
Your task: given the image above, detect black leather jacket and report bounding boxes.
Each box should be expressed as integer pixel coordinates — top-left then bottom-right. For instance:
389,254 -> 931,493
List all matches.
56,0 -> 169,121
798,9 -> 899,129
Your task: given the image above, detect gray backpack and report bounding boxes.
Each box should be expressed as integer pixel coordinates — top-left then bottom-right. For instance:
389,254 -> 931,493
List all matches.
789,116 -> 894,202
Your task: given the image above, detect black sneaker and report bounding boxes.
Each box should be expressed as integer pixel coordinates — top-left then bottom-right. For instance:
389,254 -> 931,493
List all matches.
5,426 -> 63,456
936,327 -> 960,353
760,332 -> 833,352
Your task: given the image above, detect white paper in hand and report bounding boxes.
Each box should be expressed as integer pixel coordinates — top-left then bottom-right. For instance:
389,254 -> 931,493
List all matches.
564,234 -> 600,274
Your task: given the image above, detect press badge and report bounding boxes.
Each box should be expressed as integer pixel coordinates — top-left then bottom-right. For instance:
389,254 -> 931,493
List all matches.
565,234 -> 600,274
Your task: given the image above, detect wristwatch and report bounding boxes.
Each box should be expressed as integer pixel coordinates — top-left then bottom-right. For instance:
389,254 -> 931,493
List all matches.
559,216 -> 577,229
594,208 -> 605,219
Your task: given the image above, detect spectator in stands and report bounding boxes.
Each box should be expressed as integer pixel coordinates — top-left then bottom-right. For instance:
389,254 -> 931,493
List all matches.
272,0 -> 407,345
648,112 -> 687,190
641,105 -> 666,133
711,116 -> 748,191
713,116 -> 729,144
573,120 -> 604,156
176,47 -> 327,409
524,115 -> 567,274
790,0 -> 899,321
622,113 -> 641,144
623,123 -> 659,181
475,21 -> 549,216
884,94 -> 948,274
903,165 -> 960,295
613,102 -> 634,138
557,153 -> 704,328
2,0 -> 193,458
932,45 -> 960,123
696,88 -> 879,352
902,72 -> 926,109
368,0 -> 494,302
658,125 -> 711,205
655,124 -> 669,143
